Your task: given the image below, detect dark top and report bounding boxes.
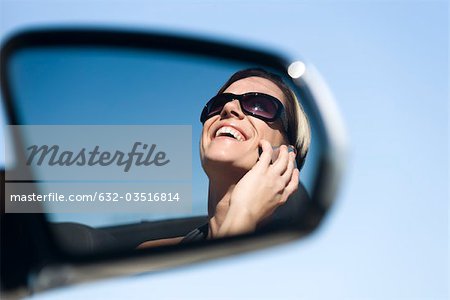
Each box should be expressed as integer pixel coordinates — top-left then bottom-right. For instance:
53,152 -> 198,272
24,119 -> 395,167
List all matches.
180,182 -> 311,243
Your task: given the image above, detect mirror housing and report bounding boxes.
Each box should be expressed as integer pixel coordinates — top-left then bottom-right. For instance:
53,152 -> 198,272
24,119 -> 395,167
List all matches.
1,27 -> 347,294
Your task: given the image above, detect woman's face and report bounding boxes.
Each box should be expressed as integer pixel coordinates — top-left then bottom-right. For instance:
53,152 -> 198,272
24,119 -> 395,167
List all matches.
200,76 -> 289,175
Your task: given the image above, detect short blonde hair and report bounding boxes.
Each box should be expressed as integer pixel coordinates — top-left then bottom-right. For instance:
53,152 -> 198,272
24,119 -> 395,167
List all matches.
217,68 -> 311,169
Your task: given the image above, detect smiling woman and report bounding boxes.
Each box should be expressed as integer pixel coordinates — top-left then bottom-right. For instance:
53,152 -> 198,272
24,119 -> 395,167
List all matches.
184,68 -> 311,241
200,69 -> 310,238
138,68 -> 312,247
135,68 -> 314,249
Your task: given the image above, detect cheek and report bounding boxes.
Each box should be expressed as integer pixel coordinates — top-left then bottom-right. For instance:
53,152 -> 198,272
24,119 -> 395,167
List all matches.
253,121 -> 286,145
201,118 -> 214,140
265,132 -> 286,146
199,118 -> 216,156
200,126 -> 209,154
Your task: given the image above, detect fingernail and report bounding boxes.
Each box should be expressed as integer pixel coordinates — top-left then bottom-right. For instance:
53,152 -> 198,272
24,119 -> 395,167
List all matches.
287,145 -> 296,154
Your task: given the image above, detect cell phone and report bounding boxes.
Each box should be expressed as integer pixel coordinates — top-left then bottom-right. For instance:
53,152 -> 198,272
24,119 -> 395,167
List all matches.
258,145 -> 297,167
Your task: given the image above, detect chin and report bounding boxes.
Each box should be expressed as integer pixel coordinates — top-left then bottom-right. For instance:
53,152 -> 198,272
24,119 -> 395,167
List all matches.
201,152 -> 254,177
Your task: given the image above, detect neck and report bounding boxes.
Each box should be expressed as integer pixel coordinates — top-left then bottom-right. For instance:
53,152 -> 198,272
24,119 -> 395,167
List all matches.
206,167 -> 245,238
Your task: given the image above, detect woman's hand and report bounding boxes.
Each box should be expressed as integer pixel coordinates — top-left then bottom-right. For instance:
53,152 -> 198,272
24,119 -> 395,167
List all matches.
216,139 -> 299,237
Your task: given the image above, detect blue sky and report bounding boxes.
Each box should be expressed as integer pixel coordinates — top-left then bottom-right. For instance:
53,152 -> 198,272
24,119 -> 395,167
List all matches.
1,1 -> 448,299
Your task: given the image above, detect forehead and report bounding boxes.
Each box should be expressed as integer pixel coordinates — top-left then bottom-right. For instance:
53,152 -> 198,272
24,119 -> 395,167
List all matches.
222,76 -> 287,105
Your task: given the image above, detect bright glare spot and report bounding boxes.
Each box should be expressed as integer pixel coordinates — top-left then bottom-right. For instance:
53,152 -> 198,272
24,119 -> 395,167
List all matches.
288,61 -> 306,78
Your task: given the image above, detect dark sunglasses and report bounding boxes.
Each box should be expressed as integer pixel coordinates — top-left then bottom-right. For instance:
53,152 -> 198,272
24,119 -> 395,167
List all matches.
200,92 -> 287,129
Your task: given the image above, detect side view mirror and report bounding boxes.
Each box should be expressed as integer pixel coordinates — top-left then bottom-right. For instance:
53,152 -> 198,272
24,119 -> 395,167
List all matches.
1,28 -> 347,295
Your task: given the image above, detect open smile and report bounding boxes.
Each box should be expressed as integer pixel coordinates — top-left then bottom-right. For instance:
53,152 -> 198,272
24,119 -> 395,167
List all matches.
213,126 -> 247,142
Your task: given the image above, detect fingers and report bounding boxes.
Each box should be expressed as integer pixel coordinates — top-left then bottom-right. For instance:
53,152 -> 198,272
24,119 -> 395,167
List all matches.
271,145 -> 290,174
280,168 -> 299,204
256,143 -> 297,189
280,151 -> 296,183
255,139 -> 273,167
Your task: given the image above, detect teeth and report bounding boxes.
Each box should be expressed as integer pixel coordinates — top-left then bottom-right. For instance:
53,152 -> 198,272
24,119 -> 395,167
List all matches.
215,126 -> 245,141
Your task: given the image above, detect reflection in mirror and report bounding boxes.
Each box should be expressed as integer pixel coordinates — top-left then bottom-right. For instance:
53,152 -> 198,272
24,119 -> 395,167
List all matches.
5,45 -> 320,254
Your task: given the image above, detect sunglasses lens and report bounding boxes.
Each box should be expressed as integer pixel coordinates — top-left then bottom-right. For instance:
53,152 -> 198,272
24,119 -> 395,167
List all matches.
206,94 -> 231,117
201,93 -> 282,124
242,95 -> 279,120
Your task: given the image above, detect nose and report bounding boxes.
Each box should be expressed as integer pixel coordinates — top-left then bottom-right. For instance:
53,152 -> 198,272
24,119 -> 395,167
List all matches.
219,99 -> 245,120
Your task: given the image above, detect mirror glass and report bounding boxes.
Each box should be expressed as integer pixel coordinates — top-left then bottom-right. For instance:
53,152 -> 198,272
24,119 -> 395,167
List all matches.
4,44 -> 321,254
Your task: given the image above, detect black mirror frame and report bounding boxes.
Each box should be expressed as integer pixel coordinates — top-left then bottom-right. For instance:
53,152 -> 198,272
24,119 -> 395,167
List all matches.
0,27 -> 348,293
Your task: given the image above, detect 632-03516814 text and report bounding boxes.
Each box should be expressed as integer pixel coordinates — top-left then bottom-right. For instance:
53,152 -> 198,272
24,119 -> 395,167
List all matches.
9,192 -> 181,202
